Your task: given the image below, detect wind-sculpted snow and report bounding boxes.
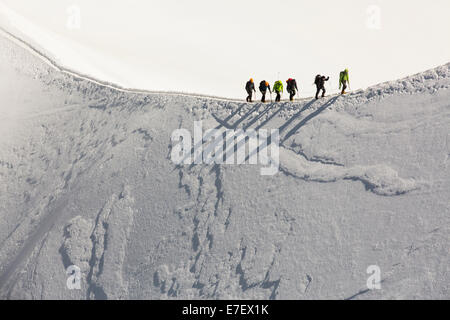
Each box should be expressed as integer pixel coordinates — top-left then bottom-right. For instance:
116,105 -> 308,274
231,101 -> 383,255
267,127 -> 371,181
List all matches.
0,34 -> 449,300
279,147 -> 420,196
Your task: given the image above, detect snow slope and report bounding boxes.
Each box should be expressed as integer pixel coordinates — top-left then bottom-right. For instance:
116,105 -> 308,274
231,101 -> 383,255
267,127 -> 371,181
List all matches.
0,33 -> 449,300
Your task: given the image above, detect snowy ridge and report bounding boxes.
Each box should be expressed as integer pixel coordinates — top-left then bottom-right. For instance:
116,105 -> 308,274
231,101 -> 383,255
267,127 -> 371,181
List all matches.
0,32 -> 449,300
1,24 -> 449,105
0,26 -> 249,104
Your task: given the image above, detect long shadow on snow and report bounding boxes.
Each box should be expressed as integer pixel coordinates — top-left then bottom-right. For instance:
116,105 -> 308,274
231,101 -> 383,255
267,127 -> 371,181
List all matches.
177,97 -> 336,168
212,102 -> 247,129
213,103 -> 263,130
281,96 -> 339,143
242,103 -> 275,130
278,99 -> 317,134
183,102 -> 267,165
255,104 -> 284,131
243,96 -> 338,162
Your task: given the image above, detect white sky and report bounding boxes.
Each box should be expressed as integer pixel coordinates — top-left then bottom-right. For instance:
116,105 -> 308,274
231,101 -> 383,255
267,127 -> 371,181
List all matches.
1,0 -> 449,98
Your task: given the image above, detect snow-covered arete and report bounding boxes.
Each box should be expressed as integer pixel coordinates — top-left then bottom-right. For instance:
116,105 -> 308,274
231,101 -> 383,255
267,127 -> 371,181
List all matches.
0,33 -> 449,300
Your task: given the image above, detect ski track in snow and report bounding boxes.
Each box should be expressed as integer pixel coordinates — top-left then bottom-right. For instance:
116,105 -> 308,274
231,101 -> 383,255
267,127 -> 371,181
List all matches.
0,31 -> 449,299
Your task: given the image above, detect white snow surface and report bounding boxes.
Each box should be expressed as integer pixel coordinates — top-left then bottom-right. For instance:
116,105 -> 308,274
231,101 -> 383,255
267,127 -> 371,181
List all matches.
0,33 -> 449,300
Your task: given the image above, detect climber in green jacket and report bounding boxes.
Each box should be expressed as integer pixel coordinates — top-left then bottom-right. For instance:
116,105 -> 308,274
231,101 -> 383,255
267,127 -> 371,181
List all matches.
273,80 -> 283,102
339,69 -> 350,94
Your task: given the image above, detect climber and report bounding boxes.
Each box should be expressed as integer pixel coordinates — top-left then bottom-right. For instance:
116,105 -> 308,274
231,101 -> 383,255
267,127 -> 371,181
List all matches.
273,80 -> 283,102
314,74 -> 330,99
259,80 -> 272,103
339,69 -> 350,95
245,78 -> 256,102
286,78 -> 298,101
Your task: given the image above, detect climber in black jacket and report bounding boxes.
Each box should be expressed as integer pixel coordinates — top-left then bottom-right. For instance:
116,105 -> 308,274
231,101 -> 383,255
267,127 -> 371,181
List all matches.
245,78 -> 256,102
286,78 -> 298,101
259,80 -> 272,103
314,75 -> 330,99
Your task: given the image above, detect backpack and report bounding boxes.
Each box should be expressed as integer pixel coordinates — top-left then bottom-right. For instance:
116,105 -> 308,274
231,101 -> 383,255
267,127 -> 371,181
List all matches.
259,81 -> 267,91
314,75 -> 321,85
287,79 -> 296,91
274,81 -> 283,93
340,70 -> 348,82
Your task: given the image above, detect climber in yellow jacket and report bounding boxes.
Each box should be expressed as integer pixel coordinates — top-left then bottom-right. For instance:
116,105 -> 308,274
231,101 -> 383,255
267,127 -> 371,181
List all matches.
273,80 -> 283,102
339,69 -> 350,95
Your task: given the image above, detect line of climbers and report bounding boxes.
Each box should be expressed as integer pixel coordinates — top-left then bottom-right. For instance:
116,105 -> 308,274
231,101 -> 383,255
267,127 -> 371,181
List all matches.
245,69 -> 350,103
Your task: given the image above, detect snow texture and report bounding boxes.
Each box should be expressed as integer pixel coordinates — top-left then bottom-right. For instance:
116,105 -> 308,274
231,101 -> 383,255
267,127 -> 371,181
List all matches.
0,31 -> 449,300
